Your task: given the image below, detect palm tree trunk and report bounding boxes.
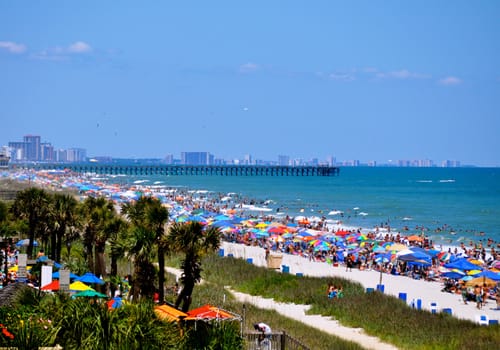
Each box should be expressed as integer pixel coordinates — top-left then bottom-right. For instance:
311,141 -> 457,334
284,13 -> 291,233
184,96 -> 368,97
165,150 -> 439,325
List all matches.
158,246 -> 165,303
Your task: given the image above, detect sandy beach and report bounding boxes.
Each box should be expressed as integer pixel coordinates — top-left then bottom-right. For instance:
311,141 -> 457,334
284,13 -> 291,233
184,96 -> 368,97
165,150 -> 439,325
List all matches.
221,242 -> 500,325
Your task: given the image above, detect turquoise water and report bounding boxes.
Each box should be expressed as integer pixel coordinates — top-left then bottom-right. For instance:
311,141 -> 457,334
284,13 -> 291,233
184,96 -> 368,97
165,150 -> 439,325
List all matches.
124,167 -> 499,246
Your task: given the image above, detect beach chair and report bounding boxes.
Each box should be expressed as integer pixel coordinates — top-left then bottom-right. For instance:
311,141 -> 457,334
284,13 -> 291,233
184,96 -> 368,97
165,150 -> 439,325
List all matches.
476,314 -> 489,326
429,302 -> 438,314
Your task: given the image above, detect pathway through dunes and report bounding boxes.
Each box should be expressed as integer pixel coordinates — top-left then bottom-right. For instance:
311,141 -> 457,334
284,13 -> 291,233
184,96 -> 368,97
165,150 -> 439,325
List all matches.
164,266 -> 398,350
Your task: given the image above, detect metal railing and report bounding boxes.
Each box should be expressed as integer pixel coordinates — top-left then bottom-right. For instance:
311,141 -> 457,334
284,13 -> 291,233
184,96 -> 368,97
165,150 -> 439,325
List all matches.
244,331 -> 310,350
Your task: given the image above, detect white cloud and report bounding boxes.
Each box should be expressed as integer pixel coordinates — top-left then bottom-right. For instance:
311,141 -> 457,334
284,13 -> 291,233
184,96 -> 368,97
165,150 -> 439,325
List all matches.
0,41 -> 27,54
32,41 -> 93,60
329,73 -> 355,82
68,41 -> 92,53
438,76 -> 462,86
239,62 -> 260,73
375,69 -> 430,80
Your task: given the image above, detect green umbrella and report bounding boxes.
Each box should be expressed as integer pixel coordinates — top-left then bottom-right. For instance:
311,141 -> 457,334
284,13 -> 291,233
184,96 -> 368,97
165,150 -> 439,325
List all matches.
73,290 -> 108,298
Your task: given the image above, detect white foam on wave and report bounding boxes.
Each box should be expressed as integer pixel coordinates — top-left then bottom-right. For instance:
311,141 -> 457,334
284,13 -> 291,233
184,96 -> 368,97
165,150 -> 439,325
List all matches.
241,204 -> 272,212
416,180 -> 432,183
358,212 -> 368,216
133,179 -> 149,184
328,210 -> 344,215
439,179 -> 455,183
402,217 -> 413,221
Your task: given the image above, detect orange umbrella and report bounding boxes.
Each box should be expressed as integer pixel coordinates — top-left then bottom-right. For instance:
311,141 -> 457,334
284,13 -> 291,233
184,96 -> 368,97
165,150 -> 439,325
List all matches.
185,304 -> 240,321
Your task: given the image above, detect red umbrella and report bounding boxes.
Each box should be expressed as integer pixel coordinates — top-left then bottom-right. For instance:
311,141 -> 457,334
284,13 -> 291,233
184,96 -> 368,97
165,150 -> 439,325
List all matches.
185,304 -> 240,321
41,280 -> 59,291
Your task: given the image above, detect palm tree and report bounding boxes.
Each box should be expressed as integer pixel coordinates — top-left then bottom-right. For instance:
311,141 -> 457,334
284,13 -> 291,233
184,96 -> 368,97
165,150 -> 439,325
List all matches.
166,221 -> 221,312
121,197 -> 169,302
51,193 -> 79,262
125,226 -> 157,301
11,188 -> 51,258
79,196 -> 117,277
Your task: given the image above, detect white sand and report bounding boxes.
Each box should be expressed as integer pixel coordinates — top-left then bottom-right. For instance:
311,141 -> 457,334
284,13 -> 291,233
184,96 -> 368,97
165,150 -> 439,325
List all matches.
221,242 -> 500,325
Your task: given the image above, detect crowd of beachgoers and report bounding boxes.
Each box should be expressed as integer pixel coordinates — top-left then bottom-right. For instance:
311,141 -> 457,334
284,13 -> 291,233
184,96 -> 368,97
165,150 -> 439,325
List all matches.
2,168 -> 500,307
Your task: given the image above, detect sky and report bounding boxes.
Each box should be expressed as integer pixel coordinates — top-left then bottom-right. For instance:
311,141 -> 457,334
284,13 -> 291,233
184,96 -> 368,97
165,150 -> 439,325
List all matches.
1,1 -> 499,166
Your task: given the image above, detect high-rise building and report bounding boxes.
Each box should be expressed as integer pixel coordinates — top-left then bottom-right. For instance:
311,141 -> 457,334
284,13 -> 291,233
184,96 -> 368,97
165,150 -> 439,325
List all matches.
278,155 -> 290,166
7,141 -> 24,161
23,135 -> 41,161
243,154 -> 252,165
164,154 -> 174,164
66,148 -> 87,162
326,155 -> 336,166
40,143 -> 54,161
181,152 -> 213,165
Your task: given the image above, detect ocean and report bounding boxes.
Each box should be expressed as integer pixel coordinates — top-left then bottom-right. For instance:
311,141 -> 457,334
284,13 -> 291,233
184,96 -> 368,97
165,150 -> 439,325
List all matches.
119,167 -> 500,247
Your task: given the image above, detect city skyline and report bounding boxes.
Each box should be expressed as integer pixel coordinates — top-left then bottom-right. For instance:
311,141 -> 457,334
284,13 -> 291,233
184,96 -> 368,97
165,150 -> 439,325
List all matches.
2,133 -> 470,168
1,2 -> 499,166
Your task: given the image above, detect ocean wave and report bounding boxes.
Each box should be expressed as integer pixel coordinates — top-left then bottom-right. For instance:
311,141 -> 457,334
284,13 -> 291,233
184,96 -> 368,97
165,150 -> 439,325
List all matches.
133,179 -> 149,184
416,180 -> 432,183
439,179 -> 455,183
241,204 -> 272,212
328,210 -> 344,215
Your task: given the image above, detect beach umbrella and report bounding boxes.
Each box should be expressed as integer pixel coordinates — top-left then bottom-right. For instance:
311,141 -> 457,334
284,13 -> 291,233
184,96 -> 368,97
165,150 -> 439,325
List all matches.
77,272 -> 105,285
15,239 -> 39,247
52,271 -> 80,280
444,258 -> 479,271
465,276 -> 497,288
441,271 -> 465,279
386,243 -> 407,252
471,270 -> 500,281
73,290 -> 108,298
41,280 -> 60,291
107,296 -> 123,309
70,281 -> 94,291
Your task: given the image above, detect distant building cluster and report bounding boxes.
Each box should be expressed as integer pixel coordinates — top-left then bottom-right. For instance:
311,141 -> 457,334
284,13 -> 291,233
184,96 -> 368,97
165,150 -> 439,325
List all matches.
2,134 -> 463,167
5,135 -> 86,163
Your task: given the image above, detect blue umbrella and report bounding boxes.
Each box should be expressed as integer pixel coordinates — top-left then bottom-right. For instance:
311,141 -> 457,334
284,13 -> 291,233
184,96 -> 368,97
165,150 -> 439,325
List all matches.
444,258 -> 479,271
109,296 -> 123,309
441,271 -> 465,279
471,270 -> 500,281
78,272 -> 105,285
52,271 -> 80,280
16,239 -> 39,247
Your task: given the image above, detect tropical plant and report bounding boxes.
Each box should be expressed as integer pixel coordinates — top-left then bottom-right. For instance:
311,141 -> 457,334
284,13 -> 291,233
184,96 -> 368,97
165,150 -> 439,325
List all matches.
125,226 -> 157,301
121,197 -> 169,302
79,196 -> 118,277
166,221 -> 221,312
11,187 -> 52,258
51,193 -> 79,262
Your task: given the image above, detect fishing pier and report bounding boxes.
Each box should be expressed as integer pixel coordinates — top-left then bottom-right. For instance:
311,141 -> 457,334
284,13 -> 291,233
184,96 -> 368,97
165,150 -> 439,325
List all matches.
17,164 -> 340,177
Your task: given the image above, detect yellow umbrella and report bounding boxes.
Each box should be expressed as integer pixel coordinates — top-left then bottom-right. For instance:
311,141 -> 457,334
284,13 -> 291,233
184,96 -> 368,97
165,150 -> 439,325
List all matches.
255,222 -> 268,228
465,277 -> 497,288
386,243 -> 407,252
467,269 -> 482,276
70,281 -> 95,291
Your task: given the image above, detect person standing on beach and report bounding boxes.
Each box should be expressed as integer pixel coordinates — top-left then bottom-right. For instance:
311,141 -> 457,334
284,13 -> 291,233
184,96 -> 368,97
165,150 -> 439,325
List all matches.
474,285 -> 482,309
496,289 -> 500,310
460,282 -> 468,304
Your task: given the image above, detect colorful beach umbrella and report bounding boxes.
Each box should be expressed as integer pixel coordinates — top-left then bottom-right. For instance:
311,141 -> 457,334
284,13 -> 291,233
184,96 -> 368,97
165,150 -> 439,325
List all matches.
73,290 -> 108,298
70,281 -> 94,291
78,272 -> 105,285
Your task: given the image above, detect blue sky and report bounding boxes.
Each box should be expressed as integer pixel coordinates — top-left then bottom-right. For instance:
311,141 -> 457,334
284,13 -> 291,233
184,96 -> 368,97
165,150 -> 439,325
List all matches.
1,1 -> 499,166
